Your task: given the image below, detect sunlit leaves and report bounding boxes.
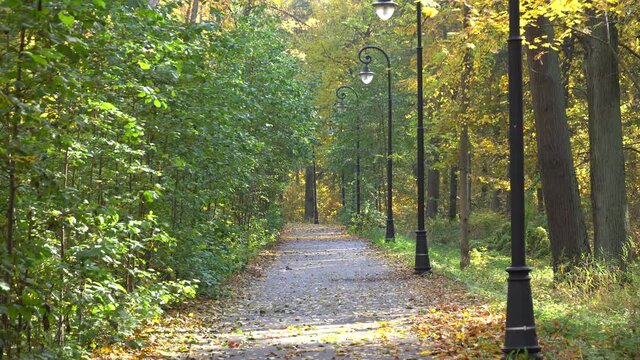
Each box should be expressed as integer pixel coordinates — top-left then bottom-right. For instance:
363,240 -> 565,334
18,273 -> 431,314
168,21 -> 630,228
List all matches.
58,11 -> 75,28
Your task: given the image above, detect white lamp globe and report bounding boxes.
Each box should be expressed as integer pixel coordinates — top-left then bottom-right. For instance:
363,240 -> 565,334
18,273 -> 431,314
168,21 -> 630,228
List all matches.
372,1 -> 398,21
359,65 -> 375,85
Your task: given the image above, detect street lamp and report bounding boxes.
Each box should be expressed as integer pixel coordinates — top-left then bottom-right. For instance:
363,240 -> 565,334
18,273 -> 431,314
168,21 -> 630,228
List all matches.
359,65 -> 375,85
312,147 -> 319,225
371,0 -> 431,272
358,45 -> 395,241
503,0 -> 541,357
335,85 -> 361,215
372,0 -> 397,21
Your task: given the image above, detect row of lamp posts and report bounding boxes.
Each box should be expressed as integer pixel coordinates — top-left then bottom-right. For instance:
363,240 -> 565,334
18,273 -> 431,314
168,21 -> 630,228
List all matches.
328,0 -> 540,357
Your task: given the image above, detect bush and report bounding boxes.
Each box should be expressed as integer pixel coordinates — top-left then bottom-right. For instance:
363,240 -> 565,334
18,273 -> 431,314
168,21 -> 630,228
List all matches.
171,216 -> 281,297
487,222 -> 550,259
426,217 -> 460,244
348,207 -> 386,233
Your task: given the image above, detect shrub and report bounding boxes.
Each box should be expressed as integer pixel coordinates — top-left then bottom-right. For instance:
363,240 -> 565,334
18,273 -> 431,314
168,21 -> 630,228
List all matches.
348,207 -> 386,233
486,222 -> 550,259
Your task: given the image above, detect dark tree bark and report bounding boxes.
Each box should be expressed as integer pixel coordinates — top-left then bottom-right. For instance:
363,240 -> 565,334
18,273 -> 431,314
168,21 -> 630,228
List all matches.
189,0 -> 199,23
426,133 -> 440,218
536,160 -> 544,213
448,165 -> 458,220
459,126 -> 471,268
491,189 -> 502,212
459,2 -> 472,269
525,16 -> 590,272
426,165 -> 440,218
304,165 -> 315,222
582,10 -> 628,264
560,36 -> 575,102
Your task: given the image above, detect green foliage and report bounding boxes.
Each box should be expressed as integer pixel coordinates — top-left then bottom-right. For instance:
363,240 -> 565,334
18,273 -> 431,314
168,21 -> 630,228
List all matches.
171,218 -> 282,297
346,207 -> 386,233
0,0 -> 314,357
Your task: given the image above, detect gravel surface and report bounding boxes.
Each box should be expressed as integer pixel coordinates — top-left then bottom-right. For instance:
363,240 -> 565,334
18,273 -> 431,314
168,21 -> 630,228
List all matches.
186,225 -> 434,359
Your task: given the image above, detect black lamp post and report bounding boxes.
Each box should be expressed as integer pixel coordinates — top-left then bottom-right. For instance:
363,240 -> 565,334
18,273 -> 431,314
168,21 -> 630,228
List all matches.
335,86 -> 361,215
329,119 -> 347,209
371,0 -> 431,273
313,147 -> 319,225
358,45 -> 395,241
503,0 -> 541,357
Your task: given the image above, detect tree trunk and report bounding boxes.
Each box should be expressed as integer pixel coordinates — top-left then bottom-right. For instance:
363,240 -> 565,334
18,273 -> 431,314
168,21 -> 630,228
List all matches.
189,0 -> 199,23
582,10 -> 628,264
459,126 -> 471,268
304,165 -> 315,222
491,189 -> 501,212
426,137 -> 440,218
525,16 -> 590,272
459,2 -> 472,269
536,160 -> 544,213
426,167 -> 440,218
448,165 -> 458,220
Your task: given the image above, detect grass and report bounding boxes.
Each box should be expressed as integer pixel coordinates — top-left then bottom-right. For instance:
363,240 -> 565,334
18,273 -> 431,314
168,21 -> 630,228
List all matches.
355,213 -> 640,359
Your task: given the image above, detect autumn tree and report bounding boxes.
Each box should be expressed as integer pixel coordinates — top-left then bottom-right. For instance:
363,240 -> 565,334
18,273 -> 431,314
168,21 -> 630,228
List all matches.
524,14 -> 590,272
581,6 -> 628,264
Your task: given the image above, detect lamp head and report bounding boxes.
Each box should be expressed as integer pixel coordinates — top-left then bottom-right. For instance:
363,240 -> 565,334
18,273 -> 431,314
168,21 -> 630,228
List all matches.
335,100 -> 347,113
359,65 -> 374,85
372,0 -> 397,21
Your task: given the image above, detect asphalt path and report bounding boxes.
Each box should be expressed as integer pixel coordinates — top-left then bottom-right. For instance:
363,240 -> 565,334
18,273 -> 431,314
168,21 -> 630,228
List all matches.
187,224 -> 433,359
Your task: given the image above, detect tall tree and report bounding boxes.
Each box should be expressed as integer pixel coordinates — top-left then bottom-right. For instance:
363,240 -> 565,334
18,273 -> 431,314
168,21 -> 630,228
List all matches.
426,151 -> 440,218
448,165 -> 458,220
190,0 -> 200,23
459,2 -> 472,269
525,16 -> 590,272
582,9 -> 628,263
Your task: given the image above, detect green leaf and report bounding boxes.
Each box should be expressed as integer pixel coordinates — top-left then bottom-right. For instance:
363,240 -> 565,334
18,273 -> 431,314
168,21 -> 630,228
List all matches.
143,190 -> 155,203
58,12 -> 75,28
28,53 -> 48,65
138,60 -> 151,70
